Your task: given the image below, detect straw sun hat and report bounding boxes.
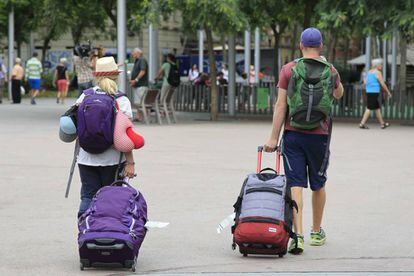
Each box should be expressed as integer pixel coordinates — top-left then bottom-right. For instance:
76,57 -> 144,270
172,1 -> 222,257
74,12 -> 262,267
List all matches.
93,56 -> 123,77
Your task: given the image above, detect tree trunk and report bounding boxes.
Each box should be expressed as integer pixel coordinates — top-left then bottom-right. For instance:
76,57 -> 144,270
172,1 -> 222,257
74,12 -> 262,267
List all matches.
273,32 -> 280,83
303,0 -> 317,28
17,40 -> 21,58
327,31 -> 337,63
290,24 -> 298,60
41,37 -> 51,65
221,35 -> 227,64
372,37 -> 378,58
332,36 -> 338,65
103,3 -> 117,28
343,38 -> 350,69
271,23 -> 286,83
205,27 -> 219,121
399,36 -> 407,95
179,35 -> 187,54
71,27 -> 82,46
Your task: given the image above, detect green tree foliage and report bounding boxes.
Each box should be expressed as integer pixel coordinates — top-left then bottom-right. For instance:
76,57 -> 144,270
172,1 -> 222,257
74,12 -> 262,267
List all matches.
315,0 -> 365,65
65,0 -> 108,45
240,0 -> 301,81
0,0 -> 37,57
388,0 -> 414,93
172,0 -> 246,121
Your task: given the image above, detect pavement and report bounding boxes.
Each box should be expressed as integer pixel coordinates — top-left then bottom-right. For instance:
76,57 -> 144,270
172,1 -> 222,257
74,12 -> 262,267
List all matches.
0,98 -> 413,276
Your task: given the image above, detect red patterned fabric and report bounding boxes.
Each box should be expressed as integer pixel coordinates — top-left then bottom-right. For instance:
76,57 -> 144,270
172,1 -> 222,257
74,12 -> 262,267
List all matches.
93,70 -> 121,77
113,111 -> 145,152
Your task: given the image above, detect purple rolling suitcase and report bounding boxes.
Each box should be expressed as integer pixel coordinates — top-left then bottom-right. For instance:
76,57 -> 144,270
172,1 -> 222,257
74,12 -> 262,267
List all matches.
78,179 -> 147,271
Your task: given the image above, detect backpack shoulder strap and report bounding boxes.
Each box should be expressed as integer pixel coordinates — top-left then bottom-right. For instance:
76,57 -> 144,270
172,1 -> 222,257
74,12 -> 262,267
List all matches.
115,91 -> 126,98
82,88 -> 95,96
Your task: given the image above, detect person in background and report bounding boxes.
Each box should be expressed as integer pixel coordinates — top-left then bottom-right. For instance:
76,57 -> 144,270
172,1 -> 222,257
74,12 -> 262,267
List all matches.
54,57 -> 70,104
73,45 -> 94,96
91,45 -> 106,70
11,58 -> 24,104
217,72 -> 227,85
359,58 -> 392,129
129,48 -> 148,121
194,73 -> 210,86
0,58 -> 7,104
155,53 -> 177,100
188,64 -> 199,83
221,63 -> 229,82
249,65 -> 256,85
26,52 -> 43,105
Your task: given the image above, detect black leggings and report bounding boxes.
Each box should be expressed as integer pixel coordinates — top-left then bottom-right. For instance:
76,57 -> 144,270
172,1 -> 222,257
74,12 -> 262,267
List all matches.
12,79 -> 21,103
77,163 -> 125,217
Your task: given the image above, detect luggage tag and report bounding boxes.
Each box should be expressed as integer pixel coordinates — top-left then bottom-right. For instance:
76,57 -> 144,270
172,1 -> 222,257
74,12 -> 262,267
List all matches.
145,221 -> 170,229
216,213 -> 235,234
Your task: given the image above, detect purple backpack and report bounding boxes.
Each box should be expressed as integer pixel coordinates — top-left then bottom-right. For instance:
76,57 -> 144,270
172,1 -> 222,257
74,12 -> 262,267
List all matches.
77,88 -> 124,154
78,180 -> 147,266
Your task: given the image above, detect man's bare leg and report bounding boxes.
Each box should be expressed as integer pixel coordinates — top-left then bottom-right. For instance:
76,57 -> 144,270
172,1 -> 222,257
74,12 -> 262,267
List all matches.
33,89 -> 39,98
291,186 -> 304,235
312,187 -> 326,232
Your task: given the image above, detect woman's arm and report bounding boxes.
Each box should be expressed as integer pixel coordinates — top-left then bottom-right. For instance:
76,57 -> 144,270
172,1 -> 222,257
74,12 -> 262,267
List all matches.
155,67 -> 164,81
377,71 -> 391,95
53,70 -> 57,86
123,151 -> 135,178
65,70 -> 70,81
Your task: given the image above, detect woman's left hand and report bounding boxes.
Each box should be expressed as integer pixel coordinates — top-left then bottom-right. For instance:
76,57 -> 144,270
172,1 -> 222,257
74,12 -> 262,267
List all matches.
124,163 -> 135,178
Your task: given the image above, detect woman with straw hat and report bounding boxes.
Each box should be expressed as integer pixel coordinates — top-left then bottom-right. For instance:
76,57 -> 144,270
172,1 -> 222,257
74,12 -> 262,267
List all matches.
74,56 -> 136,217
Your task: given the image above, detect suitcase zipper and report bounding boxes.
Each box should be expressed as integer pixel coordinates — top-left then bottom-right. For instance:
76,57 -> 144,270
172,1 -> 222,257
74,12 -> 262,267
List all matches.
246,187 -> 282,195
83,215 -> 90,234
129,218 -> 137,239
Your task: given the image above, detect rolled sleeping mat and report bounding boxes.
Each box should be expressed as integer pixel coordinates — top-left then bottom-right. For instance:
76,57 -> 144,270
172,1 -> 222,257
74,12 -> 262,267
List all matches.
114,111 -> 145,152
59,116 -> 77,143
126,127 -> 145,149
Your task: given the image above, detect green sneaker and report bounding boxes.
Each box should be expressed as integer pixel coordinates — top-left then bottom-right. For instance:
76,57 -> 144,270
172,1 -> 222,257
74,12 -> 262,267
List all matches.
288,235 -> 304,255
310,228 -> 326,246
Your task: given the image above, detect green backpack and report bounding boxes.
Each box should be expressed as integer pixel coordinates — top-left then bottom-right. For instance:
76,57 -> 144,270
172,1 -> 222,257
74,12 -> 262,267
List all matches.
287,58 -> 337,130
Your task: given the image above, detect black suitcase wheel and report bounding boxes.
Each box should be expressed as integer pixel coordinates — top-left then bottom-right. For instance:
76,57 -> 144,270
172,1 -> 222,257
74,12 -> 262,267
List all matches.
278,253 -> 284,258
80,263 -> 84,271
243,253 -> 248,257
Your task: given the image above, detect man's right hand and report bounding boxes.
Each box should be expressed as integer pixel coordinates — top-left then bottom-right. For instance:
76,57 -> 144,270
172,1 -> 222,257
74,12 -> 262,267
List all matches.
263,138 -> 278,152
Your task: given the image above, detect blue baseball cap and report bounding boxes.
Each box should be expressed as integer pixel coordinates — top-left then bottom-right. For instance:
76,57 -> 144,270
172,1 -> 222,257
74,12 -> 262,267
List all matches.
301,27 -> 323,47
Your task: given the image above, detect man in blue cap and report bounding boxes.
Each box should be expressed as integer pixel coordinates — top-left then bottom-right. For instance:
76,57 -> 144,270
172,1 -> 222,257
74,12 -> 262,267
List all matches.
263,27 -> 344,254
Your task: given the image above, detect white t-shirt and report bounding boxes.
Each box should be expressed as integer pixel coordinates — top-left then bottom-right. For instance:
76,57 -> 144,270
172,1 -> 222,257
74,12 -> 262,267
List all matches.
188,69 -> 199,81
222,68 -> 229,81
75,87 -> 133,166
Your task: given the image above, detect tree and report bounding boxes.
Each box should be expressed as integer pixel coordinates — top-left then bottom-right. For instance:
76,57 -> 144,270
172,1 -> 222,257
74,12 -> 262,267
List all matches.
32,0 -> 72,63
174,0 -> 246,121
65,0 -> 108,45
302,0 -> 319,28
388,0 -> 414,95
315,0 -> 364,65
0,0 -> 37,57
240,0 -> 301,82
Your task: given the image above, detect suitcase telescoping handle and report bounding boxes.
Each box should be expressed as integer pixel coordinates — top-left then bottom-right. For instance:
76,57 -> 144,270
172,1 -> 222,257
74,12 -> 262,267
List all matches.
111,177 -> 132,188
257,146 -> 281,174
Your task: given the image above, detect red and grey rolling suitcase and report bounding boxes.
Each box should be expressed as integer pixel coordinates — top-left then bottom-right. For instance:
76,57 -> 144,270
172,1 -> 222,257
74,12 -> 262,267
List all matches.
231,146 -> 298,257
